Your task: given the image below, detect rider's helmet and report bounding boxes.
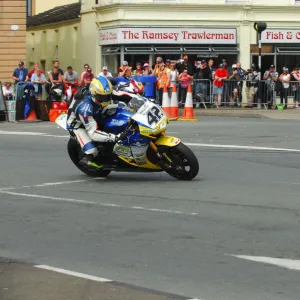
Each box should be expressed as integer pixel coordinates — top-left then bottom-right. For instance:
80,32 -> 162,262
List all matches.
89,76 -> 113,105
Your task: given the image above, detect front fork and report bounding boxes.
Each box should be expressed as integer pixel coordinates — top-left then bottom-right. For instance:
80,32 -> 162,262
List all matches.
149,132 -> 174,165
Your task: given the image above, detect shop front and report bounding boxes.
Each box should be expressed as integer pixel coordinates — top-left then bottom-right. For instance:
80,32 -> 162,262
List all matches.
99,27 -> 239,75
251,29 -> 300,73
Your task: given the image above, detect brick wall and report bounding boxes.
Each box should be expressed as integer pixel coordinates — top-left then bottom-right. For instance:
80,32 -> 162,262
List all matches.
0,0 -> 26,83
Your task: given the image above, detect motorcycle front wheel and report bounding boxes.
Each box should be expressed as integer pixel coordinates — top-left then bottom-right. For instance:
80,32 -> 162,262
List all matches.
156,143 -> 199,180
67,138 -> 111,177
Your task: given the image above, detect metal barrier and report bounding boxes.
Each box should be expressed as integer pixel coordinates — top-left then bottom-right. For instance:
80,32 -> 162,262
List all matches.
193,79 -> 212,109
276,81 -> 300,107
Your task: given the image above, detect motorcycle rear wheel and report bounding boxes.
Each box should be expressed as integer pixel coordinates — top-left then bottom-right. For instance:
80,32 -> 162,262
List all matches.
159,143 -> 199,180
67,138 -> 111,177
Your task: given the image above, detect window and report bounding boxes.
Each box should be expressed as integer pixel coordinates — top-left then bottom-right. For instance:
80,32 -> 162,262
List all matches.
26,0 -> 32,17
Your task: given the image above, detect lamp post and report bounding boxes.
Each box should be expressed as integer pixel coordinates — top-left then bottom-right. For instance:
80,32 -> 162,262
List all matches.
254,22 -> 267,80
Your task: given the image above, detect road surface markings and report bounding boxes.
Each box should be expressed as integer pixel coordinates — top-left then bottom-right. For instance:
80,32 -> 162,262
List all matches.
0,178 -> 104,191
35,265 -> 112,282
0,190 -> 198,216
228,254 -> 300,271
3,129 -> 300,152
185,143 -> 300,153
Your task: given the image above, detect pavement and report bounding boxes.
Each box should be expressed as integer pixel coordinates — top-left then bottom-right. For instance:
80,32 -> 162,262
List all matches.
1,118 -> 300,300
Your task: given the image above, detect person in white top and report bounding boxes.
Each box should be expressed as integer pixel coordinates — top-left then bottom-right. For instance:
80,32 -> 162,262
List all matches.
98,66 -> 113,78
169,63 -> 178,98
2,82 -> 14,100
279,67 -> 290,109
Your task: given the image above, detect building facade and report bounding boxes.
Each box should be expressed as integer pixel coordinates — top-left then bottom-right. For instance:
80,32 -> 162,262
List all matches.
27,0 -> 300,76
0,0 -> 26,82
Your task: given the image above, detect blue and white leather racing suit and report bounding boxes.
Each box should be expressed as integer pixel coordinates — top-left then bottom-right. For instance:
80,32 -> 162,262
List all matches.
67,95 -> 116,157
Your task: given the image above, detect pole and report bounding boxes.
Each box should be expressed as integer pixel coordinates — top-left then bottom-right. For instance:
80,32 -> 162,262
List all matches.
257,32 -> 262,108
258,32 -> 262,80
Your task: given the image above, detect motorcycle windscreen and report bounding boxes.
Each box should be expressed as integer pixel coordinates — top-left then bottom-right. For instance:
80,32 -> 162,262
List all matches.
55,113 -> 68,130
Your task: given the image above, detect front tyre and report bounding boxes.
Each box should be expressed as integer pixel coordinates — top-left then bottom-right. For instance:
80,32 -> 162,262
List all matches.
67,138 -> 111,177
162,143 -> 199,180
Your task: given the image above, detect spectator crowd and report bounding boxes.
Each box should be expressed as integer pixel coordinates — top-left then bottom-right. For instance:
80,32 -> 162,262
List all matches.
3,57 -> 300,109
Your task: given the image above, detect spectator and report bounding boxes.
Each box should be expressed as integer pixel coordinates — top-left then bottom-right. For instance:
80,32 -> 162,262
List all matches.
98,66 -> 113,78
279,67 -> 290,109
81,64 -> 90,82
222,59 -> 229,70
31,68 -> 46,99
165,59 -> 171,70
152,57 -> 164,76
213,63 -> 228,107
28,63 -> 44,80
12,61 -> 28,84
178,70 -> 193,104
169,63 -> 178,97
236,62 -> 246,103
2,82 -> 14,100
142,63 -> 153,75
64,66 -> 78,84
154,59 -> 171,105
132,62 -> 143,76
49,67 -> 63,85
245,66 -> 259,108
263,65 -> 278,109
194,60 -> 210,101
208,58 -> 216,81
228,64 -> 240,107
118,61 -> 132,77
176,55 -> 194,75
53,60 -> 64,76
291,68 -> 300,108
82,67 -> 94,85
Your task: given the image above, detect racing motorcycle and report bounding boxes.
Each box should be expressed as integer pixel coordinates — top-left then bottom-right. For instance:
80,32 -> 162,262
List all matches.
56,93 -> 199,181
64,82 -> 79,103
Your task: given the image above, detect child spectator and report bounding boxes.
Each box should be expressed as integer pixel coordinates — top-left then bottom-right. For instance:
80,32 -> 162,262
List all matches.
178,70 -> 193,104
2,82 -> 14,100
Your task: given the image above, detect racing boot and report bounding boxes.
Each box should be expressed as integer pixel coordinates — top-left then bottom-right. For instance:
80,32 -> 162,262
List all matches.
79,154 -> 103,169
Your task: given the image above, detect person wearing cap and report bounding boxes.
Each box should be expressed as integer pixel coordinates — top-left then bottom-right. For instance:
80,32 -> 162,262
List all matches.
12,61 -> 29,84
82,67 -> 94,86
64,66 -> 78,84
165,59 -> 171,70
118,61 -> 132,77
213,63 -> 228,107
263,65 -> 278,108
194,60 -> 211,102
142,63 -> 153,76
152,59 -> 171,105
132,62 -> 143,76
176,55 -> 194,75
222,59 -> 228,70
228,64 -> 241,107
279,67 -> 291,109
98,66 -> 113,78
152,57 -> 164,76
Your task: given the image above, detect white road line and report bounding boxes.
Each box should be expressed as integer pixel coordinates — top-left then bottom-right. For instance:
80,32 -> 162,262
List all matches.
3,129 -> 300,153
0,190 -> 198,216
228,254 -> 300,272
0,178 -> 104,191
34,265 -> 112,282
185,142 -> 300,153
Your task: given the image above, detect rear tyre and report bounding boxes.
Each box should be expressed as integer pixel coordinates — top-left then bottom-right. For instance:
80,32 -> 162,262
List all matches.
161,143 -> 199,180
67,138 -> 111,177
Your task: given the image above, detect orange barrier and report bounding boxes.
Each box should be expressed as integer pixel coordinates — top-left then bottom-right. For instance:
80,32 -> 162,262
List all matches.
49,109 -> 68,122
161,86 -> 172,118
24,110 -> 38,121
179,84 -> 198,121
170,85 -> 179,120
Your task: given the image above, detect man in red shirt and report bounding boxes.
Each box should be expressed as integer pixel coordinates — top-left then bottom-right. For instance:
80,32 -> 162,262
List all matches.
82,67 -> 94,86
28,63 -> 44,80
213,64 -> 228,106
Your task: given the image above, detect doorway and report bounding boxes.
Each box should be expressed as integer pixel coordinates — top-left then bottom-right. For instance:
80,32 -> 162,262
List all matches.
251,54 -> 275,73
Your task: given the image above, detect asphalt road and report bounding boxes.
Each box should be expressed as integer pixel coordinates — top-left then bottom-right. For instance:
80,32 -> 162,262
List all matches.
1,117 -> 300,300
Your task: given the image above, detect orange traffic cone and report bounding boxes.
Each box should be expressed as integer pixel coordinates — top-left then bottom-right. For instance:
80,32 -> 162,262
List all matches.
169,84 -> 179,120
179,84 -> 198,121
161,86 -> 172,118
25,110 -> 38,121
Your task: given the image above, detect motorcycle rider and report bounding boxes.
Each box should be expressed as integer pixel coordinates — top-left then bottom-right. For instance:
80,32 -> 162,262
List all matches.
67,76 -> 120,168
